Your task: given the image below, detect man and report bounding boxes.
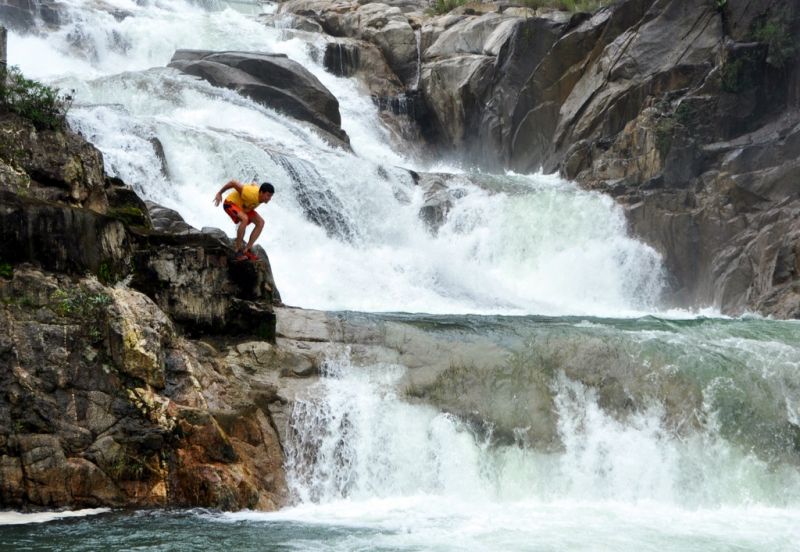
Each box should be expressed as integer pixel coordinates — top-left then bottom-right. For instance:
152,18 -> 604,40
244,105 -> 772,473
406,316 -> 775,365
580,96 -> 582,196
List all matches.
213,179 -> 274,261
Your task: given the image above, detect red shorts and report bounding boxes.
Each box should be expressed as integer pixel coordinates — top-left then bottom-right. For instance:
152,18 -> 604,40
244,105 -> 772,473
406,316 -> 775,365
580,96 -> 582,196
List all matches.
223,201 -> 257,225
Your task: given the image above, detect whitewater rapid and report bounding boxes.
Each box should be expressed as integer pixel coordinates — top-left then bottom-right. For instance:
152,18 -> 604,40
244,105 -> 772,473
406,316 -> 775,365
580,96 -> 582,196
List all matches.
11,0 -> 664,316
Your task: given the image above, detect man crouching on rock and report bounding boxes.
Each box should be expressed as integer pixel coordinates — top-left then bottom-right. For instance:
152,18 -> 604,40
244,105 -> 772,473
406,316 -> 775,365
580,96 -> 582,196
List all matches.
213,179 -> 274,261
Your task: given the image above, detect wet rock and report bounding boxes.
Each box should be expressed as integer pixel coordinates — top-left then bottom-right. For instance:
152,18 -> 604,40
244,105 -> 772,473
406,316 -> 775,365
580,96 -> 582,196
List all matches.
168,49 -> 350,147
323,38 -> 405,97
281,0 -> 418,88
417,173 -> 453,232
257,12 -> 324,33
106,179 -> 153,229
145,200 -> 198,235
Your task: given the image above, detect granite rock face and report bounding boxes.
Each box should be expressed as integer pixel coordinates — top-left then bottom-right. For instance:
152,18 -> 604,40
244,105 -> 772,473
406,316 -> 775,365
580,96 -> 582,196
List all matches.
371,0 -> 800,317
0,268 -> 290,511
554,0 -> 800,314
0,105 -> 293,511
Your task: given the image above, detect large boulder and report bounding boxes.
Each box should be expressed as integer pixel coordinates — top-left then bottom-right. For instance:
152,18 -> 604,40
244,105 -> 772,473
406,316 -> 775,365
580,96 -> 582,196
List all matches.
420,54 -> 494,148
281,0 -> 419,88
422,12 -> 518,60
418,12 -> 521,147
168,50 -> 349,147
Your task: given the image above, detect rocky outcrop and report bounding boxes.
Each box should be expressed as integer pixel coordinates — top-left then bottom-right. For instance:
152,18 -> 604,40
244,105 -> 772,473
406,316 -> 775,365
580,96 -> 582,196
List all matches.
280,0 -> 419,88
0,105 -> 294,511
552,0 -> 800,314
0,113 -> 108,212
0,268 -> 291,510
323,38 -> 405,97
168,50 -> 350,147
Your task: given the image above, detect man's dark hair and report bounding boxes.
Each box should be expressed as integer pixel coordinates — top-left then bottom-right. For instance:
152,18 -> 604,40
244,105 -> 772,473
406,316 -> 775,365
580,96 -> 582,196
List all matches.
260,182 -> 275,194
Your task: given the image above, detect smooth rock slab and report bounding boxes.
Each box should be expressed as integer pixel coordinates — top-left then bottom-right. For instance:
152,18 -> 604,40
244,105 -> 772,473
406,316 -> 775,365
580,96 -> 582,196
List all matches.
168,50 -> 349,146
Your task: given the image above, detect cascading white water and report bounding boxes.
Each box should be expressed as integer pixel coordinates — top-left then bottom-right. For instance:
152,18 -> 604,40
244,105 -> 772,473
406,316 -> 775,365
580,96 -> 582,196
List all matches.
269,332 -> 800,551
11,0 -> 664,316
287,351 -> 800,509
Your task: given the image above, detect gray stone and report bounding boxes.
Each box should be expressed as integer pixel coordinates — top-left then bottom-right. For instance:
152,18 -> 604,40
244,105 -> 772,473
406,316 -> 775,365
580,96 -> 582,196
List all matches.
168,50 -> 349,146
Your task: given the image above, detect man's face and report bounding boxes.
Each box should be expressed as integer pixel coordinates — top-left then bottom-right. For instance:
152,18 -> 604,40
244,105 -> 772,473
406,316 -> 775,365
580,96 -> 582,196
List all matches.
259,192 -> 273,204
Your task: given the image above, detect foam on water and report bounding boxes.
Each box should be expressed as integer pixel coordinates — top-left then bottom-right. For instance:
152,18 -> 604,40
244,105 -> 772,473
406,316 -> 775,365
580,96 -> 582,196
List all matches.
0,508 -> 109,525
225,332 -> 800,551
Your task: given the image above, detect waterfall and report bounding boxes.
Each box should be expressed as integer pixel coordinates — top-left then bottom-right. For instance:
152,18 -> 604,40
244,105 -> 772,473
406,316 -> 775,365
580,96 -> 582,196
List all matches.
285,321 -> 800,509
412,29 -> 421,91
9,0 -> 665,316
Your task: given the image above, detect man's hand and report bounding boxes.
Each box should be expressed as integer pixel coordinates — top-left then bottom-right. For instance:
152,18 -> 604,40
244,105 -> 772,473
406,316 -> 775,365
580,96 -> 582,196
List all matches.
214,179 -> 243,207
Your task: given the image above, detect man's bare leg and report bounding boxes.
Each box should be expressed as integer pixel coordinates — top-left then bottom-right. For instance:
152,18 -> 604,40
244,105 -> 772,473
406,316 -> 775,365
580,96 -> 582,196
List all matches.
245,213 -> 265,252
236,212 -> 248,251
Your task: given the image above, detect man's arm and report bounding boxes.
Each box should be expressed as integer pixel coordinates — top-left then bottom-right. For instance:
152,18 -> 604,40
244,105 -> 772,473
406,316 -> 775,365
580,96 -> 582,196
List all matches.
213,179 -> 245,206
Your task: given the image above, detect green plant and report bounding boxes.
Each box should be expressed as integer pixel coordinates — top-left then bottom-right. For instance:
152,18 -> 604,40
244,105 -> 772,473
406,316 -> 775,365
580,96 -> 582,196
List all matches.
675,102 -> 694,126
549,0 -> 611,13
751,15 -> 797,69
109,453 -> 147,480
108,205 -> 149,228
433,0 -> 466,14
255,322 -> 275,342
720,52 -> 761,93
0,262 -> 12,279
98,262 -> 114,285
655,117 -> 676,161
50,287 -> 111,339
52,289 -> 72,316
0,66 -> 74,131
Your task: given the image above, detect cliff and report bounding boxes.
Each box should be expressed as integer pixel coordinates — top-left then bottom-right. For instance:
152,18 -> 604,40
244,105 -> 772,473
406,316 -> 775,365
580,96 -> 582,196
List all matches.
0,111 -> 309,511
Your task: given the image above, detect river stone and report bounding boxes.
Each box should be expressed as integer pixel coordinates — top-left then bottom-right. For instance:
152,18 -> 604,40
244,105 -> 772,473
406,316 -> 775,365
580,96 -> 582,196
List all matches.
168,50 -> 349,145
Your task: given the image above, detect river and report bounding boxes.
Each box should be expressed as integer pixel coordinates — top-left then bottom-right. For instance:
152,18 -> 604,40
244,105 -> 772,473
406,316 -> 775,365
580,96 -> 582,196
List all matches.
1,1 -> 799,550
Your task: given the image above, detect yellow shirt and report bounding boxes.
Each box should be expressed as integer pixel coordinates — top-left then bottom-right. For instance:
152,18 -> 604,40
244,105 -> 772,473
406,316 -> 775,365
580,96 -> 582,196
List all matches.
225,185 -> 260,212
